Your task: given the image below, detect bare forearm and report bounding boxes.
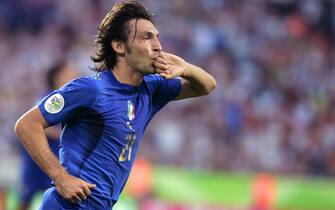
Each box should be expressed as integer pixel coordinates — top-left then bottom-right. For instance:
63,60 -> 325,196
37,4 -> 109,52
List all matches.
182,63 -> 216,95
15,115 -> 66,181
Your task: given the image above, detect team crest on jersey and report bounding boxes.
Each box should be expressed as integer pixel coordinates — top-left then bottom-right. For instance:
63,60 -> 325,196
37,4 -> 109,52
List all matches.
44,93 -> 64,114
127,100 -> 135,121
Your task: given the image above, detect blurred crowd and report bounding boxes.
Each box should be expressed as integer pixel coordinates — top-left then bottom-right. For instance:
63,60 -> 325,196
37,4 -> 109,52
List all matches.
1,0 -> 335,184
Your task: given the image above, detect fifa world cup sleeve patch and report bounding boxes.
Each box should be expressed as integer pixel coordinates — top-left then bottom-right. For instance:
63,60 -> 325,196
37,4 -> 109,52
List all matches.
44,93 -> 65,114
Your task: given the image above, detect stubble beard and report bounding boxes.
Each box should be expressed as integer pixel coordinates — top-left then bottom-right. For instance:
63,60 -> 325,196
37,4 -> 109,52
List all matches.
126,45 -> 156,75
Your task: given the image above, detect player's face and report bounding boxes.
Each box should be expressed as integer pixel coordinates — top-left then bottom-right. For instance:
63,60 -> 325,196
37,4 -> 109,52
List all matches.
124,19 -> 161,74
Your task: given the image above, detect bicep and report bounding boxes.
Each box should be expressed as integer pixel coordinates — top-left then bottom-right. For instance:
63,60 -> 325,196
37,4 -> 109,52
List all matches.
174,78 -> 203,100
45,126 -> 61,140
17,106 -> 50,130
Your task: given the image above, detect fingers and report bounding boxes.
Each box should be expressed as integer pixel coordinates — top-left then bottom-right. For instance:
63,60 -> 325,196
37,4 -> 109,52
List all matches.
83,185 -> 91,197
76,188 -> 87,201
64,188 -> 85,203
154,62 -> 173,79
154,61 -> 168,70
159,51 -> 168,59
159,72 -> 167,78
57,176 -> 96,204
156,57 -> 167,65
83,181 -> 95,196
154,53 -> 181,79
160,72 -> 174,79
68,184 -> 94,203
87,183 -> 96,189
69,194 -> 82,203
78,181 -> 95,199
67,185 -> 92,203
156,69 -> 171,75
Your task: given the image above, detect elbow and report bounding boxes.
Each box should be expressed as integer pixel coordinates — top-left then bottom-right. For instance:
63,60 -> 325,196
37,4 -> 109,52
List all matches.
209,76 -> 217,92
203,76 -> 216,95
14,117 -> 25,139
14,114 -> 32,140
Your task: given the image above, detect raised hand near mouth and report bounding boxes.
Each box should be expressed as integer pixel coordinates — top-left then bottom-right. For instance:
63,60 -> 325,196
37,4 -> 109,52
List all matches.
153,52 -> 187,79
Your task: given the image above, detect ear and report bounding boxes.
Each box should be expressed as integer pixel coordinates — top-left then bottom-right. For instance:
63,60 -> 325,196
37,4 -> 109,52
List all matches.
111,40 -> 125,55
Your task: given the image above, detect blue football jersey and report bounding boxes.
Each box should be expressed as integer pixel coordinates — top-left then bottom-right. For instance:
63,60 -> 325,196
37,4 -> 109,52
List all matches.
37,70 -> 181,208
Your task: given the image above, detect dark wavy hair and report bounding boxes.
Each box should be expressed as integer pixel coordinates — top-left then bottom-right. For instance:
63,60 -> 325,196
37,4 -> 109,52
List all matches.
91,1 -> 154,72
46,62 -> 66,89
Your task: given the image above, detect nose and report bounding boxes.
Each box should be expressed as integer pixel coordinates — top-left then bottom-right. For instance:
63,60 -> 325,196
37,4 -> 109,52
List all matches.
152,38 -> 162,55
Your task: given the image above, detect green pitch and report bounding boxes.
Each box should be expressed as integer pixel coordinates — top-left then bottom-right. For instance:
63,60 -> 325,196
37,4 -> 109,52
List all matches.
151,167 -> 335,210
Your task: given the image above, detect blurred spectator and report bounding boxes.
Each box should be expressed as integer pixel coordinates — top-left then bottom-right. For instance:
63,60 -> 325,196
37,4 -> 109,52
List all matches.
1,0 -> 335,183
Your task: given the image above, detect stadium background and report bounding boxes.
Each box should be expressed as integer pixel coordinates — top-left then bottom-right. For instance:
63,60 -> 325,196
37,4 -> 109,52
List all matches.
0,0 -> 335,209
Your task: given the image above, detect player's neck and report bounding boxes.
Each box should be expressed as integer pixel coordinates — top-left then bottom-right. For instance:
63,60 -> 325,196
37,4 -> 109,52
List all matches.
112,61 -> 143,86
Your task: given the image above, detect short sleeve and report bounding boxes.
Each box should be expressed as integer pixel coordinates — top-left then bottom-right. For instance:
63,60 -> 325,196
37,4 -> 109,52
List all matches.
37,77 -> 97,126
144,74 -> 181,112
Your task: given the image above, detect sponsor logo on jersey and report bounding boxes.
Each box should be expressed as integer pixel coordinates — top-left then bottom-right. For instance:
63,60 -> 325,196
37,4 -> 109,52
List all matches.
44,93 -> 65,114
